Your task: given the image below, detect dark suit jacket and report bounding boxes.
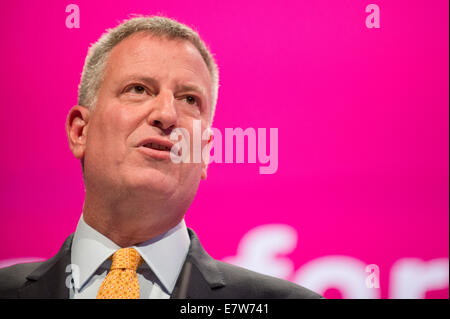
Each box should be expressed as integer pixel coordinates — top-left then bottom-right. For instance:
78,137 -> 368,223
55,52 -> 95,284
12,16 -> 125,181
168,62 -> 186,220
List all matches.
0,228 -> 322,299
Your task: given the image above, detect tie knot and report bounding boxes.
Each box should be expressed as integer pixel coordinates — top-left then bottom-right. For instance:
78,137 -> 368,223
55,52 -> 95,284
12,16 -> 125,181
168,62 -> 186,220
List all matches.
110,248 -> 143,271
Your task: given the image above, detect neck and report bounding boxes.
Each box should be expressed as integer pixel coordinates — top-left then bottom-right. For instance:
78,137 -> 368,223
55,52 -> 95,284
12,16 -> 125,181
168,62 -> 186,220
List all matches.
82,192 -> 184,247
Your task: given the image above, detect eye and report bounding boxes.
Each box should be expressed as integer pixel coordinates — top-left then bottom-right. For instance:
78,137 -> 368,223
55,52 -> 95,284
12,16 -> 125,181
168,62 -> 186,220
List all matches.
126,85 -> 147,94
184,95 -> 197,105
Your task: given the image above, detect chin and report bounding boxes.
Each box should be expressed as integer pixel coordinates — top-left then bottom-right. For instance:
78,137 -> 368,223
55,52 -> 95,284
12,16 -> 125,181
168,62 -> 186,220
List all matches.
125,167 -> 179,197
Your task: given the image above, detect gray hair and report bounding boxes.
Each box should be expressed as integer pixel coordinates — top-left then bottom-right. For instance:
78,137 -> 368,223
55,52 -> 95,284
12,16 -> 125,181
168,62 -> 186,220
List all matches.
78,15 -> 219,124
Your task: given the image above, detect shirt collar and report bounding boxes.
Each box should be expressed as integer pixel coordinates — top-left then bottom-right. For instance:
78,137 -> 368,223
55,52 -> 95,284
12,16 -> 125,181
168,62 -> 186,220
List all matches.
71,214 -> 190,294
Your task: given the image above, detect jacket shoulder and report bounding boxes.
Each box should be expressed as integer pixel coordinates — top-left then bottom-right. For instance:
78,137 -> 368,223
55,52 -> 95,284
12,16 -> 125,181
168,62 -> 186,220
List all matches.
0,234 -> 74,299
0,262 -> 42,298
215,261 -> 323,299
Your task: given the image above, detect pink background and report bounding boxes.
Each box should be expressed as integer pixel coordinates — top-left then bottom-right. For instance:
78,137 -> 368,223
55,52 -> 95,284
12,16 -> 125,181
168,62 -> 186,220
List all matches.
0,0 -> 448,298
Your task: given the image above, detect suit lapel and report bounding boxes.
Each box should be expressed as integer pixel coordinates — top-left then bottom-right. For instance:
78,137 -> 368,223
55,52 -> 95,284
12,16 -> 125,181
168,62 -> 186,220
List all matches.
17,229 -> 224,299
171,228 -> 226,299
19,234 -> 74,299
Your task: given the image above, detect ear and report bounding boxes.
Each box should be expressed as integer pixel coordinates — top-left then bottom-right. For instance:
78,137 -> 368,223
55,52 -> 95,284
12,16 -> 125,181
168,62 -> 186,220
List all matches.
66,105 -> 90,160
201,127 -> 214,180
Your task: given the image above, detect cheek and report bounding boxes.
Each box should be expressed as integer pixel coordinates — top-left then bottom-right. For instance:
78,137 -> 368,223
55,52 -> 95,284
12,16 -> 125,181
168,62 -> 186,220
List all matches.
180,162 -> 204,185
89,106 -> 139,153
179,117 -> 208,139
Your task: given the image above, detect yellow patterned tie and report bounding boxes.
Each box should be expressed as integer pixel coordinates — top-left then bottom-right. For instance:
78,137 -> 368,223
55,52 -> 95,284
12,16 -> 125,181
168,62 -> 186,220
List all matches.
97,248 -> 144,299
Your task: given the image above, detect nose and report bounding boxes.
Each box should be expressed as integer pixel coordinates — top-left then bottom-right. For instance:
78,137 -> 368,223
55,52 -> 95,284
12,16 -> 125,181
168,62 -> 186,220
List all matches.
146,90 -> 178,134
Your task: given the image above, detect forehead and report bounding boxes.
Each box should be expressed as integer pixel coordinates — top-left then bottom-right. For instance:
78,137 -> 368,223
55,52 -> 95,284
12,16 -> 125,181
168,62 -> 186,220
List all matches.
104,32 -> 212,93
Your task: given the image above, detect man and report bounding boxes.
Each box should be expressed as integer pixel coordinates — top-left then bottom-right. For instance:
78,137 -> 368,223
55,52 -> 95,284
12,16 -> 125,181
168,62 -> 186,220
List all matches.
0,16 -> 322,299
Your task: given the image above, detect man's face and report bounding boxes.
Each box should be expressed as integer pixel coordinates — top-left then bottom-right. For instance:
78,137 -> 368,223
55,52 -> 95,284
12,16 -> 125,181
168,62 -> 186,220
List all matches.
82,33 -> 212,205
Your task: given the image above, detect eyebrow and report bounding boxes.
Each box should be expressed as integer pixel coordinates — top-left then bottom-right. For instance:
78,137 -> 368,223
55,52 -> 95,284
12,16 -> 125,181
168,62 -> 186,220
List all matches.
124,75 -> 159,88
175,83 -> 207,99
122,75 -> 207,99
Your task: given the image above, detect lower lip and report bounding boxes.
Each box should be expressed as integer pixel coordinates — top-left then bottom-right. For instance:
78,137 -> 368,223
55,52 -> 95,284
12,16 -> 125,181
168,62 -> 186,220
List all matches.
136,146 -> 172,160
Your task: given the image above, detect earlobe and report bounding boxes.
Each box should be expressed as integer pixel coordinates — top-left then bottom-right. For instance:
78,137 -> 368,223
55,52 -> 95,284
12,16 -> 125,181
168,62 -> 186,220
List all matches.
201,164 -> 208,180
66,105 -> 90,160
201,146 -> 210,180
201,129 -> 213,180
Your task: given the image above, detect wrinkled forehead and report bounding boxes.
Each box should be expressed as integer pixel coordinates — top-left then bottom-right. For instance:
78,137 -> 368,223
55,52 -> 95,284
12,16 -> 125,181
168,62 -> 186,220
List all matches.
104,32 -> 212,90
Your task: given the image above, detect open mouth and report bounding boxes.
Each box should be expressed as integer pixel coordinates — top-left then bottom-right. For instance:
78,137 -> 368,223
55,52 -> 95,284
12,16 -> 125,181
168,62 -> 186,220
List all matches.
142,142 -> 171,152
136,138 -> 176,160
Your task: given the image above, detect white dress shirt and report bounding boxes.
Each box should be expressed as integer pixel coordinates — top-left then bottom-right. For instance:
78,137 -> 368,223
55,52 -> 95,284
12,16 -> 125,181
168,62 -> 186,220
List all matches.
69,215 -> 190,299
